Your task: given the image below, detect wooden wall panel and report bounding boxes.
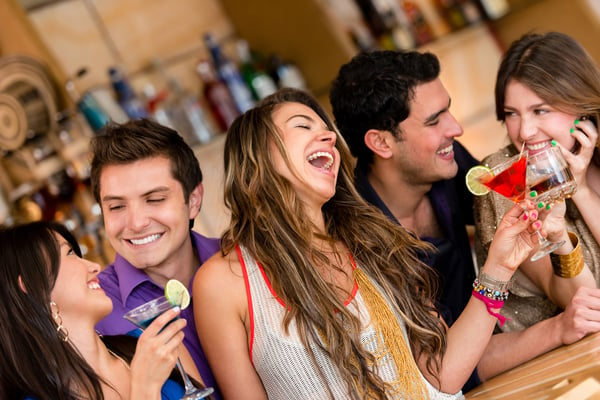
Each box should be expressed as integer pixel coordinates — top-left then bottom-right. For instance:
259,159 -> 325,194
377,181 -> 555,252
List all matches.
28,1 -> 115,91
493,0 -> 600,63
28,0 -> 235,95
0,0 -> 68,105
220,0 -> 357,98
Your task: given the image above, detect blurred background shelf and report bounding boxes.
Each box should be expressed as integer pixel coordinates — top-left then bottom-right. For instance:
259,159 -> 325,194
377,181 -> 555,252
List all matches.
1,0 -> 599,241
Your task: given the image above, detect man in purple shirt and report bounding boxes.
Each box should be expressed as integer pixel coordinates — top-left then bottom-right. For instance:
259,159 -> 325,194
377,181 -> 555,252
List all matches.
90,119 -> 222,399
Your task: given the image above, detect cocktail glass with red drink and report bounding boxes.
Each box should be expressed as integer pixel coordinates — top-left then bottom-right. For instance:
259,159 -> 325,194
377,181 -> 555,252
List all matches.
475,146 -> 577,262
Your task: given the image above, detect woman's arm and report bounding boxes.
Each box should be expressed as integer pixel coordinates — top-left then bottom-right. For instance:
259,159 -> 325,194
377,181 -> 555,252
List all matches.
419,202 -> 540,393
477,286 -> 600,380
518,201 -> 595,308
193,252 -> 268,400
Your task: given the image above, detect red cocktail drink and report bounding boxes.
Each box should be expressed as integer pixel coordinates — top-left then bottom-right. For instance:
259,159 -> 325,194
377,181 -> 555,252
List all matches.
481,156 -> 527,202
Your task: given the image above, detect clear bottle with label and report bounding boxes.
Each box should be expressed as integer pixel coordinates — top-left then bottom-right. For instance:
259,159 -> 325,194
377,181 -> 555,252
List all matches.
267,55 -> 308,91
65,70 -> 110,133
204,33 -> 255,113
152,59 -> 217,146
108,66 -> 149,120
196,59 -> 241,132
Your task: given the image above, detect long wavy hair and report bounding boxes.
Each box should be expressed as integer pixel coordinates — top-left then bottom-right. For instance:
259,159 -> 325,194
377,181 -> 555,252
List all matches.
222,88 -> 446,398
495,31 -> 600,161
0,221 -> 106,399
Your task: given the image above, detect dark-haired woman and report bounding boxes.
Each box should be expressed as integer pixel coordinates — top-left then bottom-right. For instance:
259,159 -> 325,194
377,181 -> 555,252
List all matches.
0,221 -> 203,399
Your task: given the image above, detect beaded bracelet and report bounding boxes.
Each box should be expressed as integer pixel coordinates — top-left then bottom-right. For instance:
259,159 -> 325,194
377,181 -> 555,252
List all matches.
472,278 -> 510,302
550,231 -> 584,278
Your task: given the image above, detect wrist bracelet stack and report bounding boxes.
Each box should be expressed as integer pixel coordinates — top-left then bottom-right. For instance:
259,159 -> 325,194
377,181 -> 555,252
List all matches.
472,273 -> 510,301
550,232 -> 584,278
472,273 -> 511,327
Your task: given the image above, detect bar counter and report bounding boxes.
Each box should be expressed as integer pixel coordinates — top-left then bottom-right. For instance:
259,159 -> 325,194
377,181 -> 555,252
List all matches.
466,332 -> 600,399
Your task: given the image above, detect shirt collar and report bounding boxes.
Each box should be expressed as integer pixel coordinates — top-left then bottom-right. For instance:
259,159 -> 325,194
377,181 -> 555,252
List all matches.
112,253 -> 155,304
112,231 -> 220,303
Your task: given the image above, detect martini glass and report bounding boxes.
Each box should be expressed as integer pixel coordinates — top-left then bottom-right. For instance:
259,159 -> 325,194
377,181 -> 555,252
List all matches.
478,146 -> 578,261
526,145 -> 577,261
124,296 -> 214,399
479,152 -> 528,202
477,151 -> 559,262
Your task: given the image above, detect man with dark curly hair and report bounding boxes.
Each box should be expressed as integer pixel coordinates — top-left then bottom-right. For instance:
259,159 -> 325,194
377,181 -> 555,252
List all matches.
330,50 -> 480,391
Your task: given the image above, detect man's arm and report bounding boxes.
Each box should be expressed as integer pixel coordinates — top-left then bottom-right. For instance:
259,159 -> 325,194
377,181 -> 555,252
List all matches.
478,286 -> 600,380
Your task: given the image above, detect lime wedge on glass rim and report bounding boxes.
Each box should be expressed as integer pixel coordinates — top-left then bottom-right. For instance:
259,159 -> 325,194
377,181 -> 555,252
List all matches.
164,279 -> 191,310
465,165 -> 492,196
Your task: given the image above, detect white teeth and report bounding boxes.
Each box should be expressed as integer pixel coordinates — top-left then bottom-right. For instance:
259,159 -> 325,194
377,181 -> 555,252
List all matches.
88,281 -> 101,290
129,233 -> 161,245
437,144 -> 453,155
307,151 -> 334,170
526,142 -> 548,151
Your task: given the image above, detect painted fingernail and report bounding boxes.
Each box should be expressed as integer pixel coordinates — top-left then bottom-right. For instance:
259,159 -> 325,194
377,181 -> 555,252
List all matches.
523,213 -> 528,221
546,204 -> 551,210
530,190 -> 538,198
575,119 -> 580,125
531,211 -> 538,219
570,128 -> 575,134
551,140 -> 557,146
534,221 -> 542,229
537,202 -> 544,209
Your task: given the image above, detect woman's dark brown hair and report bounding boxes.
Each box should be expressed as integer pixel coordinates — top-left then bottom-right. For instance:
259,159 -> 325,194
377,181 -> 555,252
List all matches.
0,221 -> 105,399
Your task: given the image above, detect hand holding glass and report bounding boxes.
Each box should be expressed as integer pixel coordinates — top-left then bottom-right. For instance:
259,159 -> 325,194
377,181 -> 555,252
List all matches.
526,146 -> 577,260
477,146 -> 576,261
124,296 -> 214,399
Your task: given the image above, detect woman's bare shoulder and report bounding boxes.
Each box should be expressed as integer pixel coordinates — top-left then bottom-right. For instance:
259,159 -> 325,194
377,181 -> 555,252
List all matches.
195,249 -> 244,289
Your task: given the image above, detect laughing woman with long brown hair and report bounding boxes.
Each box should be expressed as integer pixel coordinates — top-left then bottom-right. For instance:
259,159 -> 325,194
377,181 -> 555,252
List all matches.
194,88 -> 542,399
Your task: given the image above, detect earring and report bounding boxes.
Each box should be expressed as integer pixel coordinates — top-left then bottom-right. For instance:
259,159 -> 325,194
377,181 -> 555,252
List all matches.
50,301 -> 69,342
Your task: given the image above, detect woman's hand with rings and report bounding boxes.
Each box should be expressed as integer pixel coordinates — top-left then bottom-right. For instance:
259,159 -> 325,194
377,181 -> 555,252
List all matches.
486,200 -> 541,275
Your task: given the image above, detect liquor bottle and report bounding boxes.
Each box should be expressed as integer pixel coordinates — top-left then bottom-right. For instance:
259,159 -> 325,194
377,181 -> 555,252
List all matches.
143,83 -> 176,130
168,78 -> 217,146
266,55 -> 308,91
65,69 -> 110,133
152,58 -> 217,146
196,59 -> 240,131
478,0 -> 509,20
411,0 -> 451,38
108,66 -> 149,120
354,0 -> 416,50
354,0 -> 395,39
324,0 -> 377,51
236,39 -> 277,101
204,33 -> 255,113
435,0 -> 468,30
457,0 -> 483,25
402,0 -> 435,46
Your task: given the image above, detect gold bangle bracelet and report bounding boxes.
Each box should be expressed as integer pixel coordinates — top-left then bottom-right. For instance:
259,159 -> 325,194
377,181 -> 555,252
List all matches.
550,232 -> 584,278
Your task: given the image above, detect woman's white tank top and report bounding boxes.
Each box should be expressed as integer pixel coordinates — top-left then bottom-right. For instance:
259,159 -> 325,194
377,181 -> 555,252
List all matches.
237,244 -> 464,400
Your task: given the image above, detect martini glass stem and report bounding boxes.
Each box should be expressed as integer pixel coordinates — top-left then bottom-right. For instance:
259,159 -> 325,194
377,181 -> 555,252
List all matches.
530,231 -> 565,262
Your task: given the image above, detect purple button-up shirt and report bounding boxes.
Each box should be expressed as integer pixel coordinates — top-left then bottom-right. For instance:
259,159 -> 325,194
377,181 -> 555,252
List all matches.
96,230 -> 221,399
